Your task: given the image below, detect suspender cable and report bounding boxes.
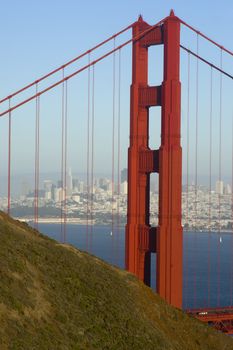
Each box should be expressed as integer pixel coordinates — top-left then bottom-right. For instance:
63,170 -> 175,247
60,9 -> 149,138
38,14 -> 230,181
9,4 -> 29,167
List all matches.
60,69 -> 65,242
86,53 -> 91,251
185,51 -> 190,309
34,84 -> 40,230
208,66 -> 213,307
116,49 -> 122,266
186,52 -> 190,230
231,112 -> 233,306
63,80 -> 68,243
218,50 -> 223,306
90,65 -> 95,253
34,88 -> 38,228
7,99 -> 11,215
194,33 -> 199,308
112,38 -> 116,263
37,94 -> 40,227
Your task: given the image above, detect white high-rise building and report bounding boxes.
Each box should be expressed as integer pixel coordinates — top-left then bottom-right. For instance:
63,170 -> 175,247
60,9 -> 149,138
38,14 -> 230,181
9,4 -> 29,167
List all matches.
44,180 -> 52,201
224,184 -> 232,195
53,188 -> 60,202
106,181 -> 112,193
72,194 -> 80,203
79,181 -> 84,193
45,191 -> 52,200
53,187 -> 65,203
67,168 -> 73,195
121,181 -> 128,195
215,180 -> 224,195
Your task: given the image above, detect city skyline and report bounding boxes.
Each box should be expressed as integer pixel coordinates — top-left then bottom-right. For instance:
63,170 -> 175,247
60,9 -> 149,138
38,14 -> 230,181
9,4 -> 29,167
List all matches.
1,167 -> 232,232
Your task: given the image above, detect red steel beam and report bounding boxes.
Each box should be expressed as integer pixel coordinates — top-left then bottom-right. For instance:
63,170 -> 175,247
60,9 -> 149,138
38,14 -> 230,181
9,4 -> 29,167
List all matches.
187,308 -> 233,334
195,315 -> 233,335
125,16 -> 152,286
126,11 -> 183,309
187,306 -> 233,313
157,11 -> 183,308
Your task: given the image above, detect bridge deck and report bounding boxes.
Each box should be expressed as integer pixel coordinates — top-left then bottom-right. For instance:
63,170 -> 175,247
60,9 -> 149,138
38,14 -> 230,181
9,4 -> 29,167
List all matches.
187,307 -> 233,334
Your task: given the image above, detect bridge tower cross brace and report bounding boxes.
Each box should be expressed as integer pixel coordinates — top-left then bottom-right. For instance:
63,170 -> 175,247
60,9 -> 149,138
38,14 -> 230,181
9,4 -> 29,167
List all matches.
126,11 -> 183,309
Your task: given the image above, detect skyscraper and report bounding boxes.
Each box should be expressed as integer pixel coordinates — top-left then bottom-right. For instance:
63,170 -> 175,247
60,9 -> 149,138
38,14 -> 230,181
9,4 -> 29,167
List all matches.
215,180 -> 224,195
67,168 -> 73,195
121,168 -> 127,183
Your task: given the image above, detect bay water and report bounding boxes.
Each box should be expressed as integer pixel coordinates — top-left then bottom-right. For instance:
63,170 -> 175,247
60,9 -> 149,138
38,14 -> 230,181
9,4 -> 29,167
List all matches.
38,223 -> 233,310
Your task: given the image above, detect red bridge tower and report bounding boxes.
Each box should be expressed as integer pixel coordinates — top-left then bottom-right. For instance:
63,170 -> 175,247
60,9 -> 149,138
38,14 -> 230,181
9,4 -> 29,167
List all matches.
126,11 -> 183,309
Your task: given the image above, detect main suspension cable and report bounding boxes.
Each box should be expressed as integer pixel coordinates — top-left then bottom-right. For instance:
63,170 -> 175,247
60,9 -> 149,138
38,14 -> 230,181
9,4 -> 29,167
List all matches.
0,23 -> 134,105
0,17 -> 167,118
180,19 -> 233,57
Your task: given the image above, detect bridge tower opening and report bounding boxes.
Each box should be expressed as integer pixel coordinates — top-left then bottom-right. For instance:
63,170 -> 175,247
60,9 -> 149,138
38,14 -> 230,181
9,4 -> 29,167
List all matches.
125,11 -> 183,309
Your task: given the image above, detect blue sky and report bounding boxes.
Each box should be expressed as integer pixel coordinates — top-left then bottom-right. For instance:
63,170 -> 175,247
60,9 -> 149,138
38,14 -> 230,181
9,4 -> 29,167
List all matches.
1,0 -> 233,96
0,0 -> 233,185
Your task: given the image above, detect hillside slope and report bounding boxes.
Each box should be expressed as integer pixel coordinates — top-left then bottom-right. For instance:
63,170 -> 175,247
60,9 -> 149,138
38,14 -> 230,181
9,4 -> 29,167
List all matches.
0,212 -> 232,350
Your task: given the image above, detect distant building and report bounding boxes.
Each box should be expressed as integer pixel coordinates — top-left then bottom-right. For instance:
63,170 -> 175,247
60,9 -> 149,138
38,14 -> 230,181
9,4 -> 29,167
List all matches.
72,194 -> 80,203
121,168 -> 127,183
121,181 -> 128,195
43,180 -> 52,192
106,181 -> 112,193
51,184 -> 56,200
58,188 -> 65,202
45,191 -> 52,200
95,178 -> 100,188
67,168 -> 73,195
224,184 -> 232,195
57,180 -> 62,188
44,180 -> 52,201
215,180 -> 224,195
53,187 -> 60,202
79,181 -> 84,193
99,178 -> 108,190
57,168 -> 73,196
72,178 -> 79,192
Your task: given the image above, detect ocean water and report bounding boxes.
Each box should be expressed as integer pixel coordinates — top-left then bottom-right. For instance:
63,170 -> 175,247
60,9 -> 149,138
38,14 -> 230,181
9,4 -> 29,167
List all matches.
37,223 -> 233,310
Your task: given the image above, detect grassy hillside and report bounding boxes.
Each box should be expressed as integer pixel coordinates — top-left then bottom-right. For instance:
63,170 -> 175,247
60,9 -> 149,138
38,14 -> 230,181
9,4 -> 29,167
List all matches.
0,212 -> 232,350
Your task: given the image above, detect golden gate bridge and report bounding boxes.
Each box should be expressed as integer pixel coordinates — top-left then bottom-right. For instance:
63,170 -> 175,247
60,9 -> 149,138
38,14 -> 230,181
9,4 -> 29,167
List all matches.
0,10 -> 233,334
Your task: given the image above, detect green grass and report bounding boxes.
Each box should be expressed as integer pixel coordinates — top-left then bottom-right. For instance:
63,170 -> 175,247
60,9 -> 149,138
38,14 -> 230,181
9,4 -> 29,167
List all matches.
0,211 -> 232,349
